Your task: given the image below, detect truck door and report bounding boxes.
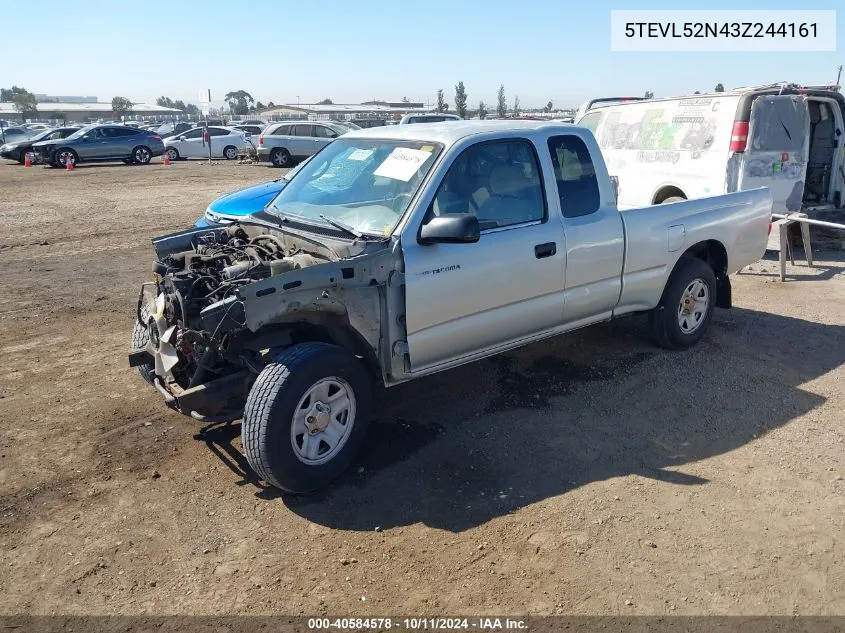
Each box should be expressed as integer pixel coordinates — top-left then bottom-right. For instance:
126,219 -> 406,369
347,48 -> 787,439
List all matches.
546,134 -> 625,324
402,138 -> 566,371
738,95 -> 810,213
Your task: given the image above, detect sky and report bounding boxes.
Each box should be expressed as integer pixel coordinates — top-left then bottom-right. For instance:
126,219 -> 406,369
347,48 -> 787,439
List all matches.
2,0 -> 842,109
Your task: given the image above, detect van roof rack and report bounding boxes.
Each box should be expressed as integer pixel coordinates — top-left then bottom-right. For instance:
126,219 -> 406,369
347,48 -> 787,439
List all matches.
732,82 -> 841,93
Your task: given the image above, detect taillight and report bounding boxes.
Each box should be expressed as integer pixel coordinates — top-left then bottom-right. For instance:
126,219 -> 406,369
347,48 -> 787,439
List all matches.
730,121 -> 749,152
151,135 -> 161,141
767,222 -> 773,236
258,134 -> 264,147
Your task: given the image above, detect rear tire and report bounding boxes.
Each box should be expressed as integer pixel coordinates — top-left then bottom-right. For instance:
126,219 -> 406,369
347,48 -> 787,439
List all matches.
660,196 -> 686,204
223,145 -> 238,160
132,145 -> 152,165
270,148 -> 291,168
650,256 -> 717,349
241,342 -> 372,493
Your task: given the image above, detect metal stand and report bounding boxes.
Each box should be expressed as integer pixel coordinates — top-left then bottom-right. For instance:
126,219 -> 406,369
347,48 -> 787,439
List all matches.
767,213 -> 814,281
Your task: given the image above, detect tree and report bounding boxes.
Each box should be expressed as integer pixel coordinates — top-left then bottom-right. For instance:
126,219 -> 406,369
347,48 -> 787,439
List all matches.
317,98 -> 333,105
477,100 -> 488,120
715,83 -> 725,92
644,90 -> 654,99
454,81 -> 467,119
1,86 -> 29,102
436,89 -> 449,113
255,101 -> 265,110
545,100 -> 553,113
224,90 -> 254,115
184,103 -> 200,116
111,96 -> 132,120
156,96 -> 175,108
267,101 -> 275,108
513,94 -> 520,116
694,91 -> 701,95
13,91 -> 38,120
496,84 -> 507,118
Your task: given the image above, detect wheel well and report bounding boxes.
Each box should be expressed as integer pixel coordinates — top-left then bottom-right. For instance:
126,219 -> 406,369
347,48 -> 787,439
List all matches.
680,240 -> 731,308
653,186 -> 687,204
235,317 -> 380,379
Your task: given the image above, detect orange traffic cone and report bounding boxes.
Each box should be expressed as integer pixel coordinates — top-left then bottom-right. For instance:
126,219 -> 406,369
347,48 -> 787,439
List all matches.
24,152 -> 31,167
162,152 -> 171,166
66,155 -> 74,171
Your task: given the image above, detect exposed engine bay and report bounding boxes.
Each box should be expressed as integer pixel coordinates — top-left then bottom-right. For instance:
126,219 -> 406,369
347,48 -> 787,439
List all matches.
135,223 -> 335,410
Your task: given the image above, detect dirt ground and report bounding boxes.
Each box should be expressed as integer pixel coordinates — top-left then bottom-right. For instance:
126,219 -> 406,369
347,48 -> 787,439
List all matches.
0,159 -> 843,617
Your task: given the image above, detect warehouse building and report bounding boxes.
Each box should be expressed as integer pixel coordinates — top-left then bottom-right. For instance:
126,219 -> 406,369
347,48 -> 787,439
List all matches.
0,101 -> 182,124
258,101 -> 433,123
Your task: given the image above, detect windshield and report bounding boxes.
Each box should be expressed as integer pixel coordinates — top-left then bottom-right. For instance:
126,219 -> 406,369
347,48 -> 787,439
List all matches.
66,125 -> 97,140
336,121 -> 361,131
268,139 -> 442,237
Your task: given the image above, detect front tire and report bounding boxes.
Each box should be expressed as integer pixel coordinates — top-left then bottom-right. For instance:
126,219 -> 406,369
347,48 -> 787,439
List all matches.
131,305 -> 154,384
165,147 -> 180,161
242,342 -> 372,493
56,149 -> 78,168
650,256 -> 717,349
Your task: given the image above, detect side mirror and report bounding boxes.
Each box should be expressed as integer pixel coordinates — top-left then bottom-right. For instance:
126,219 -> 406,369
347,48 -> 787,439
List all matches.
177,136 -> 185,141
610,175 -> 620,203
418,213 -> 480,245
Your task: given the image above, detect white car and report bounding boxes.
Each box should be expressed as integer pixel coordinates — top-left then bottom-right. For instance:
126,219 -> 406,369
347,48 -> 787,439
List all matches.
163,126 -> 248,160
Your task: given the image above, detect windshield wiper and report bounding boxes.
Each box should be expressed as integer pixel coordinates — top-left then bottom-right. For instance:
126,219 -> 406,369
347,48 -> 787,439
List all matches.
319,214 -> 363,239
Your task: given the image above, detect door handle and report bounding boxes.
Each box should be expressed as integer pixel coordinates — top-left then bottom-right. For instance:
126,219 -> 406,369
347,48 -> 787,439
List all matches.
534,242 -> 556,259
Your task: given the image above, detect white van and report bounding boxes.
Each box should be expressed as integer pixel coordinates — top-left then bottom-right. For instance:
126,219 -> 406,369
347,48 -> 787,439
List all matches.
575,84 -> 845,215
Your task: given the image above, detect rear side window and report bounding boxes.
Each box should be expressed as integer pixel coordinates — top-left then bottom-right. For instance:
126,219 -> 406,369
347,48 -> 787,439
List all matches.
547,135 -> 601,218
294,124 -> 314,137
209,127 -> 230,136
271,125 -> 291,136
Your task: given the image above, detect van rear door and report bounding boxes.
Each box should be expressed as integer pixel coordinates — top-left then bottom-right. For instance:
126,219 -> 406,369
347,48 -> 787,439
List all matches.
738,95 -> 810,213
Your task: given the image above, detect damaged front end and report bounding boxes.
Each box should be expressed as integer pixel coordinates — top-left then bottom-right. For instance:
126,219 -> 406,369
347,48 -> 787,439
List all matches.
129,220 -> 403,421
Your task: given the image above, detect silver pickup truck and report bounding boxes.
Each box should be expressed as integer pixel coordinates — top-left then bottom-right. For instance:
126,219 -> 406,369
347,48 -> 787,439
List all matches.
129,121 -> 772,493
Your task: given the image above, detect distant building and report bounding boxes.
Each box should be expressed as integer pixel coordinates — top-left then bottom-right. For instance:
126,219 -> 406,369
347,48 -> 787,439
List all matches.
258,102 -> 433,122
34,94 -> 98,104
0,101 -> 183,123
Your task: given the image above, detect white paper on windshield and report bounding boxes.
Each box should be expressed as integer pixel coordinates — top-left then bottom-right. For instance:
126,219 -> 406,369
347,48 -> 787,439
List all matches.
373,147 -> 431,182
347,148 -> 373,161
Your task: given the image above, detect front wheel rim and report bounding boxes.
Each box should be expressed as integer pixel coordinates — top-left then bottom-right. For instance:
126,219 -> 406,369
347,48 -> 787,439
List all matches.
59,151 -> 74,165
677,278 -> 710,334
290,377 -> 356,466
167,149 -> 177,160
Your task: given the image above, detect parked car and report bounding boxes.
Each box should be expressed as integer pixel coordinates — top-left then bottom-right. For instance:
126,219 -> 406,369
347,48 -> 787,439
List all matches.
232,124 -> 265,136
130,120 -> 772,493
0,126 -> 34,143
24,123 -> 51,131
399,113 -> 461,124
575,82 -> 845,214
1,126 -> 80,163
163,126 -> 248,161
195,156 -> 314,227
155,121 -> 192,137
348,118 -> 387,129
32,124 -> 165,167
256,120 -> 350,167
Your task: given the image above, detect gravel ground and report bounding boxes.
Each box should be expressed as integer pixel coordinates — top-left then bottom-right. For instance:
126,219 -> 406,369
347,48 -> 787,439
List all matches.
0,159 -> 843,616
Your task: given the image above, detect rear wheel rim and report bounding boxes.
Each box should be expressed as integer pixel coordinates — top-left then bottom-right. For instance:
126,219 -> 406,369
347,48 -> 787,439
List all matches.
225,147 -> 237,159
290,377 -> 356,466
135,148 -> 150,163
677,278 -> 710,334
273,150 -> 288,167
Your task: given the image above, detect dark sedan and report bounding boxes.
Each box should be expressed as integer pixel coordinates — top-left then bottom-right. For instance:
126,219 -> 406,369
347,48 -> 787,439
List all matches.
32,124 -> 165,167
0,127 -> 80,163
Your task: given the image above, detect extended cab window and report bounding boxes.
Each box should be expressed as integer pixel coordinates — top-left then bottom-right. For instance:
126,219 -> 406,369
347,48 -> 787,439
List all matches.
547,135 -> 601,218
430,139 -> 546,230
